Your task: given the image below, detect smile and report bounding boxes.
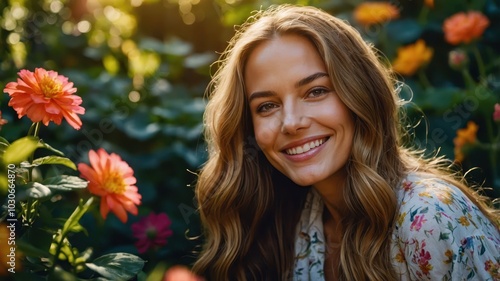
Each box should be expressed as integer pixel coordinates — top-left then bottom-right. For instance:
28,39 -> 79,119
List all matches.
284,137 -> 328,155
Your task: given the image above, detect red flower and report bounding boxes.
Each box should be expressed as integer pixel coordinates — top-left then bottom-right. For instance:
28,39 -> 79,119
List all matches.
78,149 -> 141,223
443,11 -> 490,45
132,212 -> 173,254
3,68 -> 85,130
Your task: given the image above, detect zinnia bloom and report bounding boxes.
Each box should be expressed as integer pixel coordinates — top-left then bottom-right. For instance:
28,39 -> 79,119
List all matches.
353,2 -> 399,26
443,11 -> 490,45
493,103 -> 500,122
3,68 -> 85,130
132,212 -> 173,254
448,49 -> 468,70
453,121 -> 478,163
78,149 -> 141,223
392,40 -> 433,76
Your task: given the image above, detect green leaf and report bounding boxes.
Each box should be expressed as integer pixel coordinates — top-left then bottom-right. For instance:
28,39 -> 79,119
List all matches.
62,197 -> 94,236
23,182 -> 52,198
0,137 -> 9,155
48,266 -> 79,281
86,253 -> 146,280
39,139 -> 65,156
17,239 -> 52,258
2,136 -> 41,164
66,222 -> 87,234
21,156 -> 77,170
386,19 -> 422,44
42,175 -> 88,191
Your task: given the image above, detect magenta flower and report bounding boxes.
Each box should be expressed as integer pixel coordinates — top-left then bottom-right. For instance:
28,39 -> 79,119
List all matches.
494,103 -> 500,122
132,212 -> 173,253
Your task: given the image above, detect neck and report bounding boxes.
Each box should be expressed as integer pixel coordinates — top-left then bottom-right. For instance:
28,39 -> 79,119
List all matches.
312,169 -> 348,224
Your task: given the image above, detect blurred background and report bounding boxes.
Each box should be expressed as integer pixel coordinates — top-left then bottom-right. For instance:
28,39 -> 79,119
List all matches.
0,0 -> 499,279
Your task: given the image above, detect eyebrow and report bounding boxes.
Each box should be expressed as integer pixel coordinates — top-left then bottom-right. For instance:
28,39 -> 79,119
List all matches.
248,72 -> 329,103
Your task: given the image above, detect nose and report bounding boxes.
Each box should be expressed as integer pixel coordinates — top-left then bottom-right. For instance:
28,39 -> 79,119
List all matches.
280,103 -> 309,134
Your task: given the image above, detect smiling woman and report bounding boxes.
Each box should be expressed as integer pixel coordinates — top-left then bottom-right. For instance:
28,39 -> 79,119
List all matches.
193,4 -> 500,281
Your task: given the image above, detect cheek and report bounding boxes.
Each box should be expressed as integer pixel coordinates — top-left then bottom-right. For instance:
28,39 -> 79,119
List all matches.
253,118 -> 279,149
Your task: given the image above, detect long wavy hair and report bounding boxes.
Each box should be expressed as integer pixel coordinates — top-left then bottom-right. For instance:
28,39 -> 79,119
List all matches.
193,4 -> 500,280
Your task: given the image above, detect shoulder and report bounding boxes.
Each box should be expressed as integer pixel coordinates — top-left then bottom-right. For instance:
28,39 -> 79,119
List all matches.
391,173 -> 500,280
394,172 -> 499,239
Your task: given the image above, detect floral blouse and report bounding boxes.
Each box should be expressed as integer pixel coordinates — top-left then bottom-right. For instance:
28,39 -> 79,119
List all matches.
293,173 -> 500,280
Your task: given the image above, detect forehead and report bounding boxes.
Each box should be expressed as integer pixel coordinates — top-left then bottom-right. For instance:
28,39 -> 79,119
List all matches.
244,34 -> 327,89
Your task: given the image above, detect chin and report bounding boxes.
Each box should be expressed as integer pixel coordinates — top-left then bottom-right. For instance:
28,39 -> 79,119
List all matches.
288,175 -> 319,187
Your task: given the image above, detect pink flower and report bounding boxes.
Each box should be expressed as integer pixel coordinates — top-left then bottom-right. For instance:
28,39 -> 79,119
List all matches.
0,111 -> 7,131
3,68 -> 85,130
132,212 -> 173,253
78,149 -> 141,223
494,103 -> 500,122
163,266 -> 204,281
410,215 -> 427,232
448,49 -> 468,70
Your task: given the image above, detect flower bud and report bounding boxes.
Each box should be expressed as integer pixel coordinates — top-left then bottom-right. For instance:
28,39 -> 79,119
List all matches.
448,49 -> 468,70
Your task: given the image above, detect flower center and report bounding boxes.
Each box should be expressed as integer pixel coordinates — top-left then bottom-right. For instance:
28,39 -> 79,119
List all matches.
40,76 -> 63,98
103,172 -> 126,194
146,227 -> 157,239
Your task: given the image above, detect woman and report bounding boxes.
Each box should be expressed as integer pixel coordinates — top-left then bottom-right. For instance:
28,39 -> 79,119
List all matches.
193,4 -> 500,281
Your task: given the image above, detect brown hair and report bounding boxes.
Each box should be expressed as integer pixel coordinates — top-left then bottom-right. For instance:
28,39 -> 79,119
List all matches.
193,4 -> 499,280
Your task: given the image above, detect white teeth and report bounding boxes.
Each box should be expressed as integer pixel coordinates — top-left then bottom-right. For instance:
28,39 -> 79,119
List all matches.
285,138 -> 325,155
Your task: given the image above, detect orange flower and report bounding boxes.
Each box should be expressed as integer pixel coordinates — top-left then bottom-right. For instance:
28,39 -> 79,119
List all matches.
164,266 -> 204,281
3,68 -> 85,130
424,0 -> 434,8
453,121 -> 478,163
353,2 -> 399,26
392,40 -> 433,76
78,149 -> 141,223
443,11 -> 490,45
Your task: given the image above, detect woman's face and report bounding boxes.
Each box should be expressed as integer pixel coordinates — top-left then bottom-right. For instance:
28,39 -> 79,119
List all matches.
244,34 -> 355,188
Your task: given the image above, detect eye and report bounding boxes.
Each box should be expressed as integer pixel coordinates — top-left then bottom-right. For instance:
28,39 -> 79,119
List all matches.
256,102 -> 278,113
307,88 -> 329,98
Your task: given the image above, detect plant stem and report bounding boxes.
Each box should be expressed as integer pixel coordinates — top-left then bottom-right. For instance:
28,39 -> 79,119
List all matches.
461,68 -> 476,91
472,46 -> 486,78
50,197 -> 95,273
418,69 -> 432,89
25,122 -> 41,226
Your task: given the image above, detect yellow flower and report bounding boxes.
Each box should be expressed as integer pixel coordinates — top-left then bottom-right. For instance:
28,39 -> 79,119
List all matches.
395,248 -> 406,263
453,121 -> 478,163
444,249 -> 453,264
398,212 -> 407,226
458,216 -> 470,226
353,2 -> 399,26
437,190 -> 453,205
392,40 -> 433,76
418,191 -> 432,198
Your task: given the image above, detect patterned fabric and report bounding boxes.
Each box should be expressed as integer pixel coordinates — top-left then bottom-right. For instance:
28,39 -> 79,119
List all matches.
293,173 -> 500,281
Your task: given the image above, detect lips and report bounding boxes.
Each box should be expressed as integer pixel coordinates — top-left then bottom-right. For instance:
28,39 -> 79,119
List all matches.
284,137 -> 329,155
